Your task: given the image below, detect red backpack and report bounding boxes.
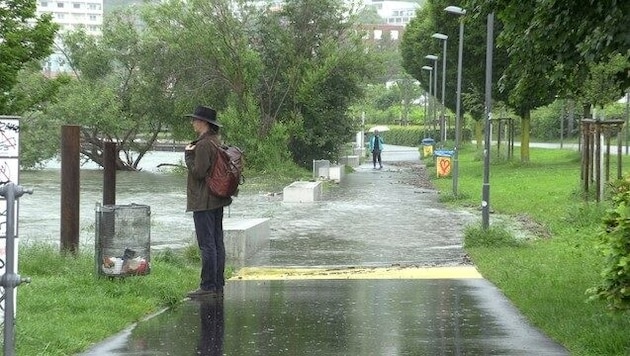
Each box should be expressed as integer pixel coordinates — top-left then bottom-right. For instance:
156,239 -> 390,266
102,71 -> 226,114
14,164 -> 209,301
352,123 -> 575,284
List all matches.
205,141 -> 244,198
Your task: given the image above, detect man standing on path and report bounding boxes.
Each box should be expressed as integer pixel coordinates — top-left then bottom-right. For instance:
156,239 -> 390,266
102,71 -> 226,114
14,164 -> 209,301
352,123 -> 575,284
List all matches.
369,130 -> 384,169
184,106 -> 232,298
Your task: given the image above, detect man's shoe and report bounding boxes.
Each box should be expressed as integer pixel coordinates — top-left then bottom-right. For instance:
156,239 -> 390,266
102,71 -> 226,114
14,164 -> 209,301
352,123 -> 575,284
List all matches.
187,288 -> 218,298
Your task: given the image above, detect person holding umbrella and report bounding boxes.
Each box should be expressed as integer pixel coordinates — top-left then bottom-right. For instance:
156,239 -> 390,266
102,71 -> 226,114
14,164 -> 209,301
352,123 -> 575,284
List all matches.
369,129 -> 385,169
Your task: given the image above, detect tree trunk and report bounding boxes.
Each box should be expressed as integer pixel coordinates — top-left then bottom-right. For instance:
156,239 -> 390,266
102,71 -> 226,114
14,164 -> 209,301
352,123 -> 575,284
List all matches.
520,110 -> 531,163
567,99 -> 575,137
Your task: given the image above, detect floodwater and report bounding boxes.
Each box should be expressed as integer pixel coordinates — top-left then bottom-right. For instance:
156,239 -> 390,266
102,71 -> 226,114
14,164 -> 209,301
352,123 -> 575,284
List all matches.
18,146 -> 473,266
18,150 -> 275,250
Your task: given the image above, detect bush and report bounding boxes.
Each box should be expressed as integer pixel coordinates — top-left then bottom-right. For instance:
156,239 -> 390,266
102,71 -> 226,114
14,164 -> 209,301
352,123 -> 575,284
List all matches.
587,177 -> 630,311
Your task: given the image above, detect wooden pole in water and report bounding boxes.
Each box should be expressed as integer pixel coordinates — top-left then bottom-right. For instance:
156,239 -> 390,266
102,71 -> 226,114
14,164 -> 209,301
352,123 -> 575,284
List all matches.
61,125 -> 80,254
103,141 -> 117,205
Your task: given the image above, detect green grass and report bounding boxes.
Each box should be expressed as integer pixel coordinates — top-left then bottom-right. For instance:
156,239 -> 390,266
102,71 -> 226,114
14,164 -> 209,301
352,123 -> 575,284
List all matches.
14,244 -> 201,356
431,144 -> 630,355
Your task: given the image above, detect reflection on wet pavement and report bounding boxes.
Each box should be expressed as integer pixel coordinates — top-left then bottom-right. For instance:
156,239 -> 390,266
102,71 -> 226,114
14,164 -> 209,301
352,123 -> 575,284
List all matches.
87,280 -> 567,355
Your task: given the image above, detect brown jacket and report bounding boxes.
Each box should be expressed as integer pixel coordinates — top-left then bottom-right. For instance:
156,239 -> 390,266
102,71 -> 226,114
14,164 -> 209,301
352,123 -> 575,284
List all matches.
185,132 -> 232,212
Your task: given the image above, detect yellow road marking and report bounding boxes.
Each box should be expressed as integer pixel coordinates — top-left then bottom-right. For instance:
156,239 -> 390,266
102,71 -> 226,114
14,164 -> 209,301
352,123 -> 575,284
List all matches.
230,266 -> 483,280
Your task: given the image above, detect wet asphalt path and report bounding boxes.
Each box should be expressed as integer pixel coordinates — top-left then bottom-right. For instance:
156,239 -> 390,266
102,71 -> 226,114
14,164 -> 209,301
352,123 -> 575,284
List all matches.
248,146 -> 475,268
81,145 -> 569,356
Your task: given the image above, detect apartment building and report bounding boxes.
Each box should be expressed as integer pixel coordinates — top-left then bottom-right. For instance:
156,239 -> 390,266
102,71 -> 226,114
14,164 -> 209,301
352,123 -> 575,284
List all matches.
37,0 -> 104,73
365,0 -> 419,26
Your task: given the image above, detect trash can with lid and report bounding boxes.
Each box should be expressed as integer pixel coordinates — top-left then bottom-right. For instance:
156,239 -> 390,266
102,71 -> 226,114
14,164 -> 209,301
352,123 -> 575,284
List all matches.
95,203 -> 151,277
434,150 -> 454,177
421,138 -> 436,158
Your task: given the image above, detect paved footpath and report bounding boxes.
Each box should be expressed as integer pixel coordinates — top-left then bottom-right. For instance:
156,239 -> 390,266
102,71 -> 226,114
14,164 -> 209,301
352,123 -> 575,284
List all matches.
82,145 -> 569,355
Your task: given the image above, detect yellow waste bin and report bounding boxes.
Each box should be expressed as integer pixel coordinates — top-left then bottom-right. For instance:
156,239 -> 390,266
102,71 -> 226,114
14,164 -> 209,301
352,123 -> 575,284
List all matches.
435,150 -> 454,178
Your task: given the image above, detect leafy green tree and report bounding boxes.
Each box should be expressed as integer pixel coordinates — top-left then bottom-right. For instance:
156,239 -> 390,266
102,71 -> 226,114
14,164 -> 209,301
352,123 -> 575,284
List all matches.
47,9 -> 180,170
5,63 -> 70,168
401,0 -> 509,147
474,0 -> 630,125
142,0 -> 374,168
0,0 -> 58,112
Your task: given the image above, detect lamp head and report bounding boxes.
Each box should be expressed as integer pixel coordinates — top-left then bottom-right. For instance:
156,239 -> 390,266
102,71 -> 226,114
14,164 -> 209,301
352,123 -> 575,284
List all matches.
444,5 -> 466,15
425,55 -> 438,61
421,66 -> 433,71
432,33 -> 448,40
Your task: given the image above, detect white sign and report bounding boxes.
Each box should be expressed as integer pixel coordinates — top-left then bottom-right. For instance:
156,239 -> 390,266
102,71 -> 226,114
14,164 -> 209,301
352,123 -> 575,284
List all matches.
0,117 -> 20,326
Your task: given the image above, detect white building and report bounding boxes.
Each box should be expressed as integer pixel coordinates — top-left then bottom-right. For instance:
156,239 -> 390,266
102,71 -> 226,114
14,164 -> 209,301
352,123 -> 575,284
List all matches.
362,0 -> 419,26
37,0 -> 104,73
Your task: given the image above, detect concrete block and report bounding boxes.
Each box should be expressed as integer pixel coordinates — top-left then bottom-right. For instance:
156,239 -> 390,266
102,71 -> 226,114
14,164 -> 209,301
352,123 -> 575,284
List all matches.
224,218 -> 270,266
283,181 -> 323,202
339,155 -> 360,167
329,165 -> 344,182
313,160 -> 330,179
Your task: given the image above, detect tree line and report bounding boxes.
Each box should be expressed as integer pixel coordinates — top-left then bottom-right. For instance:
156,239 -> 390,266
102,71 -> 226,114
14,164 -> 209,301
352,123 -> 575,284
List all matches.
400,0 -> 629,162
2,0 -> 382,170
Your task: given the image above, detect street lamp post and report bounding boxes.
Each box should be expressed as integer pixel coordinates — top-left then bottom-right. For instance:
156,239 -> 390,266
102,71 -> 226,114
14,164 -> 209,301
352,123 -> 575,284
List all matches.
432,33 -> 448,144
422,66 -> 433,138
445,5 -> 466,196
482,12 -> 495,230
425,54 -> 439,138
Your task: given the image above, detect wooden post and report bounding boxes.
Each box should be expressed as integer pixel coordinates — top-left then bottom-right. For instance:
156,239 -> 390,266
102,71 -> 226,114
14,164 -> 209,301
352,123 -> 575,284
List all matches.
103,141 -> 117,205
61,125 -> 80,254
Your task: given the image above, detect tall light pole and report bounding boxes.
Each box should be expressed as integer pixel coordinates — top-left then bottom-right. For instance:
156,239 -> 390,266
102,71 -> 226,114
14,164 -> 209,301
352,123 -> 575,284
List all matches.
482,12 -> 494,230
422,66 -> 433,139
425,54 -> 439,137
432,33 -> 448,143
445,5 -> 466,196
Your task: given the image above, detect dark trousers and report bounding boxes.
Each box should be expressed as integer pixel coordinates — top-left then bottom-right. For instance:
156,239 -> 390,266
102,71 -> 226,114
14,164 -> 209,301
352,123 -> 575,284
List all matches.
193,208 -> 225,291
372,150 -> 382,167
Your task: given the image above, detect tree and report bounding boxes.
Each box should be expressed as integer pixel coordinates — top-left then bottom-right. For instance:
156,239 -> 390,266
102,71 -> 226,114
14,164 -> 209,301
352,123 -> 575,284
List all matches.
475,0 -> 630,118
46,9 -> 180,170
142,0 -> 375,168
5,63 -> 71,168
0,0 -> 58,112
401,0 -> 509,147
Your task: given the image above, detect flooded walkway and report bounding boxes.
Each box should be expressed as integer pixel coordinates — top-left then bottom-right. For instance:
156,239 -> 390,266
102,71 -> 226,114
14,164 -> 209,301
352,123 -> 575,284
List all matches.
80,145 -> 569,355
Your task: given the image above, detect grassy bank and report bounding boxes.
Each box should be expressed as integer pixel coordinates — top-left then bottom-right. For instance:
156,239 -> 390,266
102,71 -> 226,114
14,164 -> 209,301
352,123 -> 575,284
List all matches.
14,245 -> 200,355
429,144 -> 630,355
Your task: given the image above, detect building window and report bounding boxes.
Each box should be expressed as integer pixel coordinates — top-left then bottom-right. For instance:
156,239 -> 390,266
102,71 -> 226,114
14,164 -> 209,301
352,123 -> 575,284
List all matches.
89,15 -> 97,21
57,2 -> 64,8
73,3 -> 80,8
87,3 -> 102,10
40,1 -> 48,6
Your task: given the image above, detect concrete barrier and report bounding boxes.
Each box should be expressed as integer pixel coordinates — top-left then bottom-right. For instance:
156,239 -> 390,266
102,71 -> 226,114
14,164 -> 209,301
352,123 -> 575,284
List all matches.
338,155 -> 360,167
224,218 -> 270,266
328,165 -> 344,182
283,181 -> 323,202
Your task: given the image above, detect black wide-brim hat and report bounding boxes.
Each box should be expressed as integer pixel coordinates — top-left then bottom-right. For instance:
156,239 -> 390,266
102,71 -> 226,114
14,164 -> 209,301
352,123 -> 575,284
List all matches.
185,105 -> 222,127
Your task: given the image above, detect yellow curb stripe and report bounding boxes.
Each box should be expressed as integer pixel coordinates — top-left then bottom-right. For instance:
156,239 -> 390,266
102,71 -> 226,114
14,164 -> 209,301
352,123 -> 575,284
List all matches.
230,266 -> 483,280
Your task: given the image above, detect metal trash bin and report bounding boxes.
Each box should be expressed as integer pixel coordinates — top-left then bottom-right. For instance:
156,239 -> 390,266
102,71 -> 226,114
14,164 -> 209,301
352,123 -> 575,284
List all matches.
434,150 -> 454,178
421,138 -> 436,158
95,203 -> 151,277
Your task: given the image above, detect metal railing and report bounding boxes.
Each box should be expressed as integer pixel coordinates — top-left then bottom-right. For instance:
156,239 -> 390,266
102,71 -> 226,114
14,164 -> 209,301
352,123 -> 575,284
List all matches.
0,183 -> 33,356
